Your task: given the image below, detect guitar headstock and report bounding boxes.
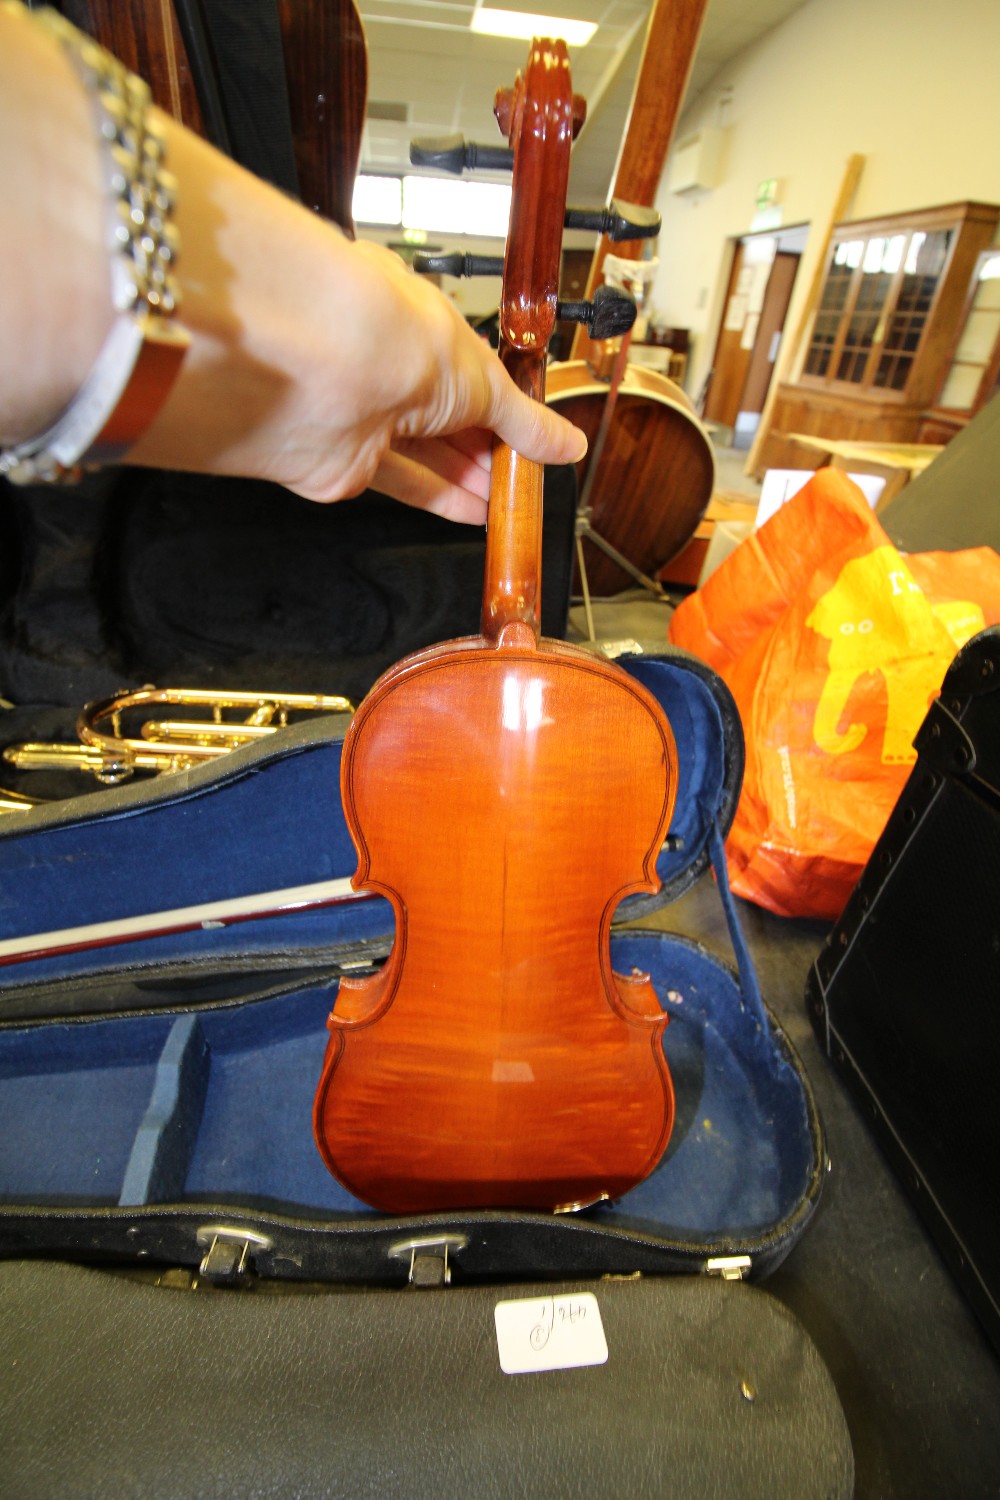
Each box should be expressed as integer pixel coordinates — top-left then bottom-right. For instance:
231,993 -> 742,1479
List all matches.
493,41 -> 586,362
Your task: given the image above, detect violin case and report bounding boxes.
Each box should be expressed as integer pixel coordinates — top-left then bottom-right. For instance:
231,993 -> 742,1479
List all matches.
807,624 -> 1000,1359
0,468 -> 852,1496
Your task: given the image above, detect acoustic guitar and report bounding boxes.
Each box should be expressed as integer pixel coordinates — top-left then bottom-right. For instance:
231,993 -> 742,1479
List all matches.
312,39 -> 679,1214
546,357 -> 716,595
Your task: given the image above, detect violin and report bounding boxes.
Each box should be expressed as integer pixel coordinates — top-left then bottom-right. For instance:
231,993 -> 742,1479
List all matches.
312,39 -> 678,1214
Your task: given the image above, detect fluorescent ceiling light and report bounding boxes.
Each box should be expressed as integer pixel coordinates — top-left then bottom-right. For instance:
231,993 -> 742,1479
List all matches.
471,7 -> 598,45
353,175 -> 402,226
403,176 -> 512,238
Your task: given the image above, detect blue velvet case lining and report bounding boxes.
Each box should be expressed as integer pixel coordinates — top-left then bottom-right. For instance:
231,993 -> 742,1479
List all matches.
0,931 -> 815,1253
0,654 -> 822,1271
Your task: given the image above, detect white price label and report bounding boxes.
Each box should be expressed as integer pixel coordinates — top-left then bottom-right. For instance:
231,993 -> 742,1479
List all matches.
494,1292 -> 608,1375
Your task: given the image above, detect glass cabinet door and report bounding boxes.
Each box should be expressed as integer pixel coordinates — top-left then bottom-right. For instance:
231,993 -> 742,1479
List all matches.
936,250 -> 1000,413
804,244 -> 855,377
834,234 -> 905,385
873,230 -> 952,391
803,219 -> 962,398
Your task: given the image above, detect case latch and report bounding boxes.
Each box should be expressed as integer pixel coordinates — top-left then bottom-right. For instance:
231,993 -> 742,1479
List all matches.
388,1233 -> 469,1287
196,1226 -> 272,1283
705,1255 -> 752,1281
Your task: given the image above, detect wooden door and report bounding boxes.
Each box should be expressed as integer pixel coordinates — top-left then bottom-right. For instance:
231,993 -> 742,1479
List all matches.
703,241 -> 751,426
739,251 -> 800,415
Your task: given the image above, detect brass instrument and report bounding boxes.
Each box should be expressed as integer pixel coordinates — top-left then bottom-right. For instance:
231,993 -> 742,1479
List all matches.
1,686 -> 353,812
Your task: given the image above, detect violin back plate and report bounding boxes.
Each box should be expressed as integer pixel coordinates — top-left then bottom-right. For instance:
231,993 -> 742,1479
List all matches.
315,640 -> 678,1211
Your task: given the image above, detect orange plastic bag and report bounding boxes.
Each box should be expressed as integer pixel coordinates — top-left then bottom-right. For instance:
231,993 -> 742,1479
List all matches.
669,470 -> 1000,919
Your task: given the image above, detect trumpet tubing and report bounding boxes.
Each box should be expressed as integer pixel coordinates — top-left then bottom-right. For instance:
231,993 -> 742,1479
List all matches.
1,686 -> 354,810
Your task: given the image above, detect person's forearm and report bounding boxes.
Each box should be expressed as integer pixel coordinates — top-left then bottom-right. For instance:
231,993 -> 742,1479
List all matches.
0,3 -> 113,443
130,107 -> 371,482
0,2 -> 585,520
0,1 -> 402,483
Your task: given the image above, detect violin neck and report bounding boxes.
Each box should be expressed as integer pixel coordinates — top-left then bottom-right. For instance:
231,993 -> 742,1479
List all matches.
480,349 -> 546,647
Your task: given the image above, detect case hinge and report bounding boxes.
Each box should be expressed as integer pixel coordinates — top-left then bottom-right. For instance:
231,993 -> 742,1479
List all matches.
388,1233 -> 469,1288
195,1225 -> 272,1284
913,697 -> 978,778
705,1255 -> 752,1281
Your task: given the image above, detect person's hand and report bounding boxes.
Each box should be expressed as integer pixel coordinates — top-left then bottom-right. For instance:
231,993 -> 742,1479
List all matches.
280,239 -> 588,525
124,121 -> 590,522
127,166 -> 587,523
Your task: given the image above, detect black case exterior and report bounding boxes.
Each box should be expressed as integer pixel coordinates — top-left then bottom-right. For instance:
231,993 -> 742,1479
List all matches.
807,625 -> 1000,1355
0,1260 -> 854,1500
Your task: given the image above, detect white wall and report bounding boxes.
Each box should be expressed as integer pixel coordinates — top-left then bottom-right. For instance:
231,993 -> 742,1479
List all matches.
651,0 -> 1000,399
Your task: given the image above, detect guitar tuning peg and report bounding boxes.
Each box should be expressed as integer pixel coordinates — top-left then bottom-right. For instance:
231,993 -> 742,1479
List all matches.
557,285 -> 637,340
411,252 -> 505,278
564,199 -> 661,242
409,135 -> 514,175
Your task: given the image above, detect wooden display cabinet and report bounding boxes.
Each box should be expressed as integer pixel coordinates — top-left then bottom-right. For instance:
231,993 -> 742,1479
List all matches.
757,202 -> 998,473
919,247 -> 1000,444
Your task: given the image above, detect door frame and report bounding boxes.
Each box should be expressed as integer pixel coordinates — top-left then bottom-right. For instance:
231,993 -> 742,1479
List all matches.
703,223 -> 809,439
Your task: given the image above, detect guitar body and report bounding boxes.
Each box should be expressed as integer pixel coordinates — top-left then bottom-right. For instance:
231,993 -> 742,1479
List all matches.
313,632 -> 677,1212
546,360 -> 716,596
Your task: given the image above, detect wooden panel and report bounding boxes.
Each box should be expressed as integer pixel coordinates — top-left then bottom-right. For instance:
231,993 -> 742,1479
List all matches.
59,0 -> 368,232
703,242 -> 751,428
758,383 -> 926,473
918,412 -> 968,446
58,0 -> 206,131
278,0 -> 368,232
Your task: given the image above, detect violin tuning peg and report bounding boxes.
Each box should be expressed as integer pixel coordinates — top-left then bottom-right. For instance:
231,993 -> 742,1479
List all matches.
409,135 -> 514,175
564,199 -> 661,241
608,199 -> 661,240
556,285 -> 637,340
412,252 -> 505,278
